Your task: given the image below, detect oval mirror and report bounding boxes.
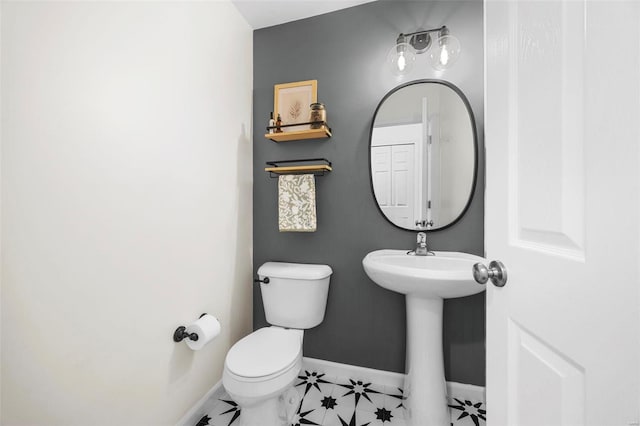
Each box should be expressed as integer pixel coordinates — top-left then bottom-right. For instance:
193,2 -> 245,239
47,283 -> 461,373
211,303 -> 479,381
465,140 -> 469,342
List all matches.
369,80 -> 477,231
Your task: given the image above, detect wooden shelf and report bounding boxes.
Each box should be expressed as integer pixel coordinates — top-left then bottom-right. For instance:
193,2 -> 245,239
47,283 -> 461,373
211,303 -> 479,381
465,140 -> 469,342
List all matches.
264,126 -> 332,142
264,164 -> 332,175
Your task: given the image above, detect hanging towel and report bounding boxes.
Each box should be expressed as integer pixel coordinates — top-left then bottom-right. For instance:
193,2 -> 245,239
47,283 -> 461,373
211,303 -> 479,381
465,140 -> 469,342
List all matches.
278,174 -> 317,232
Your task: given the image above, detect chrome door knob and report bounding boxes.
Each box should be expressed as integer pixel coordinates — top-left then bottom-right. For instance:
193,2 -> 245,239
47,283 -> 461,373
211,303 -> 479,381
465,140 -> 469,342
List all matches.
473,260 -> 507,287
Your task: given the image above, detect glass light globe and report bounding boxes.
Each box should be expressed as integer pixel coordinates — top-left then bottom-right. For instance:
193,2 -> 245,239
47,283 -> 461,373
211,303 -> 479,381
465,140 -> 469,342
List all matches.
428,34 -> 461,70
386,42 -> 416,76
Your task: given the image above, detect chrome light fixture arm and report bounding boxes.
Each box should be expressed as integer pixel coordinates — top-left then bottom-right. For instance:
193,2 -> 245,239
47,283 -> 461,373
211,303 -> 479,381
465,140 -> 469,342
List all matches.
398,26 -> 448,53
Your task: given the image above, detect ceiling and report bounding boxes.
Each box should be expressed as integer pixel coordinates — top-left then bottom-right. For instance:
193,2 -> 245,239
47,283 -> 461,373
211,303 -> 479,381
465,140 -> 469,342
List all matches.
231,0 -> 378,30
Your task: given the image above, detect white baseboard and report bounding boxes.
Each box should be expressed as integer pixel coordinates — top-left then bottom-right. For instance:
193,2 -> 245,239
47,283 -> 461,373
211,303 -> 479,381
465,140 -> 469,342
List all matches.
446,381 -> 486,402
303,357 -> 485,401
303,356 -> 405,389
176,380 -> 225,426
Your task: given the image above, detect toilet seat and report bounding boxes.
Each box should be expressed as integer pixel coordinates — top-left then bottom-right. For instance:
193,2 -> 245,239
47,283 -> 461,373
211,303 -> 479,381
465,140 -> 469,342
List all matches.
225,327 -> 303,379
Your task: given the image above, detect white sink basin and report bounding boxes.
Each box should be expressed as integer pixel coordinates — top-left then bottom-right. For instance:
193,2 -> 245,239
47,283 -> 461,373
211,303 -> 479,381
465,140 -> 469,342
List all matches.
362,249 -> 486,299
362,248 -> 486,425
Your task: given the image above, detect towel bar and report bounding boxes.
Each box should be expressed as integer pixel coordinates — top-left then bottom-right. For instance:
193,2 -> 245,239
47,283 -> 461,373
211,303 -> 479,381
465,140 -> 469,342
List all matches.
265,158 -> 332,178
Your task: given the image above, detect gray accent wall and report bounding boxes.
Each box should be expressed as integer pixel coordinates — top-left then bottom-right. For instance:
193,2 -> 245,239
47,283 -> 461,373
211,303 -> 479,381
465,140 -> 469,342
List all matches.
253,0 -> 485,386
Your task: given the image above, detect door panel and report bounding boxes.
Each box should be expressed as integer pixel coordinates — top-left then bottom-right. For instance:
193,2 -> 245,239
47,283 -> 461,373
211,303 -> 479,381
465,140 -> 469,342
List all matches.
372,146 -> 391,207
391,144 -> 415,227
507,320 -> 585,426
511,0 -> 585,259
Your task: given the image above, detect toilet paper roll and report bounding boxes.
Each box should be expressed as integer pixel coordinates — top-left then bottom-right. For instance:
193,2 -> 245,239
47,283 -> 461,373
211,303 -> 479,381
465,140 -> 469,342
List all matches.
185,314 -> 221,351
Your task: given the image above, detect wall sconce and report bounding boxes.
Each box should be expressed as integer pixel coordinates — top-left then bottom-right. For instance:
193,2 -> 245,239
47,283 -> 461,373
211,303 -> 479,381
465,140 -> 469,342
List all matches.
386,26 -> 461,75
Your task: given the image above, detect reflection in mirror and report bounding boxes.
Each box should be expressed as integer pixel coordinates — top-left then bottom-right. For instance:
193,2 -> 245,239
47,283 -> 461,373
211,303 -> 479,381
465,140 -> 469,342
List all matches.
370,80 -> 477,231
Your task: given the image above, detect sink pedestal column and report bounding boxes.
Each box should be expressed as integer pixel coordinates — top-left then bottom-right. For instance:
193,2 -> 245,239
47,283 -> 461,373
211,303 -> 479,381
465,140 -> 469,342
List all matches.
404,295 -> 449,426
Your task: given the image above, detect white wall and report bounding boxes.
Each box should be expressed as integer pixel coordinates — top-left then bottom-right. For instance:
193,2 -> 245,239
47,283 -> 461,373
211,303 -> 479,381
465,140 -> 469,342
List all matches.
1,1 -> 253,424
439,89 -> 474,221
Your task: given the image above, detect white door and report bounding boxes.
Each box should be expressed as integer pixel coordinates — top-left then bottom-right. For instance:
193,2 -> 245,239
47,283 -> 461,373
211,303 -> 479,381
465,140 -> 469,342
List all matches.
372,124 -> 422,228
371,144 -> 416,228
371,145 -> 392,208
390,144 -> 416,228
485,1 -> 640,425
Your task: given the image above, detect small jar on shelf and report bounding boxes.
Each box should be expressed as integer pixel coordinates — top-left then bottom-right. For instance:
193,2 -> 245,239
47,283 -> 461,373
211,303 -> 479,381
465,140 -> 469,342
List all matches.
309,103 -> 326,129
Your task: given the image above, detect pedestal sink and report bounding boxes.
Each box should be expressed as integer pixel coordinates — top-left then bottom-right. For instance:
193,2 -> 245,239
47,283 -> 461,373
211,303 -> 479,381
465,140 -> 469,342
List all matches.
362,249 -> 485,426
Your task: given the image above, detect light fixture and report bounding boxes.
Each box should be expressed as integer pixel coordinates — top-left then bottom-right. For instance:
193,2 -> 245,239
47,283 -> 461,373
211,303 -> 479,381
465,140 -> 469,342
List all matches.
386,34 -> 416,75
387,26 -> 461,75
428,27 -> 461,70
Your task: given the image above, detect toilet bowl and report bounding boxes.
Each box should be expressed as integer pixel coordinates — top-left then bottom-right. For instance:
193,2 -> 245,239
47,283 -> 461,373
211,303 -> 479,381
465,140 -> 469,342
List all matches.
222,262 -> 332,426
223,327 -> 303,426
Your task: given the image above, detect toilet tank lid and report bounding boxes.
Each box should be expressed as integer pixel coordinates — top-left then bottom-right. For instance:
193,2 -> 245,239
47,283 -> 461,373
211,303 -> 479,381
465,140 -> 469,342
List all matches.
258,262 -> 332,280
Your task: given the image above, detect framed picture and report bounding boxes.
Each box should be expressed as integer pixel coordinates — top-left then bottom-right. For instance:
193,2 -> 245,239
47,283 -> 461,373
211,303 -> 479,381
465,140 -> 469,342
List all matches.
274,80 -> 317,132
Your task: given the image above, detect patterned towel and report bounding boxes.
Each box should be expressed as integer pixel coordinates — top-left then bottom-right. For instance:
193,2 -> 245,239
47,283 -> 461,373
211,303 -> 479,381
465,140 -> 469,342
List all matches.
278,174 -> 317,232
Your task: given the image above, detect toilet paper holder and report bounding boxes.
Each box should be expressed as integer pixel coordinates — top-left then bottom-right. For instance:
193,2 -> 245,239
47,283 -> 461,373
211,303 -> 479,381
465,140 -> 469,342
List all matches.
173,313 -> 207,343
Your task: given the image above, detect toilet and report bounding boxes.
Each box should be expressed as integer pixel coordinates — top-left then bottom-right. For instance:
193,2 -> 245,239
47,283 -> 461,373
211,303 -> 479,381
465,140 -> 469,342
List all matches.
222,261 -> 333,426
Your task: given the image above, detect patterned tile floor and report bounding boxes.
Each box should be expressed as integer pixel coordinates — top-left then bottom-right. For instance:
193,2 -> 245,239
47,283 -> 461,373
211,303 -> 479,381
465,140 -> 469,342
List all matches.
196,368 -> 486,426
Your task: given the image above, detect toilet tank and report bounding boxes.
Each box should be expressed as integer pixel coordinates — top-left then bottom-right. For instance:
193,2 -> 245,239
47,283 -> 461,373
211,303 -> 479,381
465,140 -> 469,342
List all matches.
257,262 -> 332,329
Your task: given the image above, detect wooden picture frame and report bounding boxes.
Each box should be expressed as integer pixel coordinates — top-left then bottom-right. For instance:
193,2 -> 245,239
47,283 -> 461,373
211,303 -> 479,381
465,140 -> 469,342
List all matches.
274,80 -> 317,132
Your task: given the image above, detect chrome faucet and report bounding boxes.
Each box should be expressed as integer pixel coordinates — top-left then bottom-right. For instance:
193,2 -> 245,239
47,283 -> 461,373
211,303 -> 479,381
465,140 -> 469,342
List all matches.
413,232 -> 435,256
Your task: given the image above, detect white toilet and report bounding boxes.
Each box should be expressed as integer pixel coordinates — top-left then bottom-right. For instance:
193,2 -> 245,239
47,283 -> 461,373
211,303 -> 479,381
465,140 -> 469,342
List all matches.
222,261 -> 333,426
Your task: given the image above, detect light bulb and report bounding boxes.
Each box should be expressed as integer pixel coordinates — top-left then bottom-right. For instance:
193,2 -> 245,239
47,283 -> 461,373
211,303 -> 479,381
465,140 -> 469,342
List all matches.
386,41 -> 416,75
397,52 -> 406,71
428,34 -> 460,70
440,45 -> 450,66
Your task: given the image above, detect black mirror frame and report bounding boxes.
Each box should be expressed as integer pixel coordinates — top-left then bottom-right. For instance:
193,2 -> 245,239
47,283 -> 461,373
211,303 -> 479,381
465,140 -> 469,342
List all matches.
368,79 -> 478,232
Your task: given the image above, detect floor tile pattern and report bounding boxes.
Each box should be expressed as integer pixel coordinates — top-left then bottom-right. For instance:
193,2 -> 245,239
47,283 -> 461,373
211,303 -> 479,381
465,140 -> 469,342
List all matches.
198,369 -> 485,426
